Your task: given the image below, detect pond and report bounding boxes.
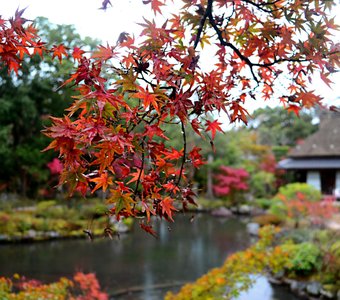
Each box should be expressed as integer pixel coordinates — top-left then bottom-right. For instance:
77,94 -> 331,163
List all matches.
0,213 -> 298,299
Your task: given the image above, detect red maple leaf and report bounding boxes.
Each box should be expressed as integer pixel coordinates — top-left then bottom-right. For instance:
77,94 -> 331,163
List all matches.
72,47 -> 85,61
144,124 -> 169,140
143,0 -> 165,15
191,119 -> 203,137
163,148 -> 183,160
51,44 -> 68,62
205,120 -> 223,139
160,197 -> 178,221
140,222 -> 158,238
188,147 -> 204,168
92,44 -> 116,61
287,104 -> 301,116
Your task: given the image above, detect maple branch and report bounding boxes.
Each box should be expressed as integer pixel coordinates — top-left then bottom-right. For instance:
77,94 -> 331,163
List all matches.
210,18 -> 260,82
133,142 -> 145,199
205,0 -> 313,83
241,0 -> 283,13
127,107 -> 161,134
175,120 -> 186,187
199,0 -> 258,82
193,0 -> 212,49
252,57 -> 309,67
137,73 -> 176,91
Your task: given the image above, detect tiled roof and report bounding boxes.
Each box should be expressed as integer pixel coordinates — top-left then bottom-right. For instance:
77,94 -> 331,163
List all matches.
289,111 -> 340,157
278,157 -> 340,169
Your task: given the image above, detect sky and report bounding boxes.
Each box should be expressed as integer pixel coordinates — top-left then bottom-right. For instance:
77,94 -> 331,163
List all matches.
1,0 -> 340,112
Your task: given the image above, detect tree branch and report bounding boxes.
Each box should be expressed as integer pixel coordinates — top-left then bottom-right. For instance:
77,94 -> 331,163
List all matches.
193,0 -> 213,49
175,120 -> 186,186
133,142 -> 145,199
241,0 -> 283,13
203,0 -> 312,83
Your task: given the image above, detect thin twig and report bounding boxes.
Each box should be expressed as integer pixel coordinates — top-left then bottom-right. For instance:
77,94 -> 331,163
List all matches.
175,120 -> 186,186
133,142 -> 145,199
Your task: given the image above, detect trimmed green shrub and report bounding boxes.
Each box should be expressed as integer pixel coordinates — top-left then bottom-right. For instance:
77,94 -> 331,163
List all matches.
249,171 -> 275,198
282,242 -> 321,276
254,198 -> 272,210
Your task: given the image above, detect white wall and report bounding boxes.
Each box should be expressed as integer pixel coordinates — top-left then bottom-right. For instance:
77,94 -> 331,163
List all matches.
306,171 -> 321,191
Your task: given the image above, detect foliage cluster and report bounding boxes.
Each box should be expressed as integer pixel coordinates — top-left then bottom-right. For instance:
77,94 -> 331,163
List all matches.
1,0 -> 338,229
166,226 -> 340,299
269,183 -> 338,227
248,107 -> 318,147
195,128 -> 282,205
0,200 -> 130,241
280,242 -> 321,276
213,166 -> 249,205
273,182 -> 322,202
0,272 -> 108,300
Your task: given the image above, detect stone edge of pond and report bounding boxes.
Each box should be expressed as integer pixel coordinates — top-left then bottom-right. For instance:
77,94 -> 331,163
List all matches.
268,275 -> 340,300
0,229 -> 130,244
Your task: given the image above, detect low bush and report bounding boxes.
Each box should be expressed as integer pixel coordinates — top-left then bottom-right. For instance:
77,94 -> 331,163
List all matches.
273,183 -> 321,202
253,213 -> 283,226
268,183 -> 337,228
0,199 -> 133,241
277,228 -> 314,244
281,242 -> 321,277
0,272 -> 108,300
166,226 -> 339,299
254,198 -> 272,210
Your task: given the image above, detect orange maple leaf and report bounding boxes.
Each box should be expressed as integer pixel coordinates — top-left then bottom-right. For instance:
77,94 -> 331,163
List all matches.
133,86 -> 160,114
51,44 -> 68,62
160,197 -> 178,221
90,172 -> 113,193
92,44 -> 116,61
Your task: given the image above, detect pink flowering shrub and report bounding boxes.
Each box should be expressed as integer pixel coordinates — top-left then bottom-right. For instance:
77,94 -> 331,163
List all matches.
47,158 -> 63,175
213,166 -> 249,206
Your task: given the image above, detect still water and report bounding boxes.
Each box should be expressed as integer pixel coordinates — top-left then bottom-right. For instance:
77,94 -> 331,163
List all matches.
0,214 -> 298,299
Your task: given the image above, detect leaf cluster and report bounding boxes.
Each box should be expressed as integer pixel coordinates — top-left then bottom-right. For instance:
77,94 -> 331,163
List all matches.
0,0 -> 338,231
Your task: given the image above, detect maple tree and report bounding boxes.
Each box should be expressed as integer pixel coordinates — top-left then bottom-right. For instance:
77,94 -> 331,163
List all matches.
0,0 -> 339,233
213,166 -> 249,206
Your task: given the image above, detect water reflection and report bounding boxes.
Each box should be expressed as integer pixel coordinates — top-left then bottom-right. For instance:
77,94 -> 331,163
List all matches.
0,214 -> 298,299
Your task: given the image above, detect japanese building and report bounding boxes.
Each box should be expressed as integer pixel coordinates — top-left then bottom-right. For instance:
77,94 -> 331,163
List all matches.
278,110 -> 340,198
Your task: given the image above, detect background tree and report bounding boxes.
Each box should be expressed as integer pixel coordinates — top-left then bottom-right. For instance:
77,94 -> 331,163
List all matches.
248,106 -> 318,146
213,166 -> 249,207
0,0 -> 338,231
0,17 -> 98,197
